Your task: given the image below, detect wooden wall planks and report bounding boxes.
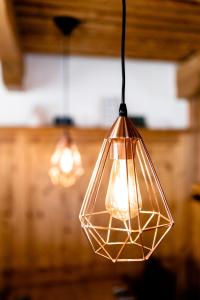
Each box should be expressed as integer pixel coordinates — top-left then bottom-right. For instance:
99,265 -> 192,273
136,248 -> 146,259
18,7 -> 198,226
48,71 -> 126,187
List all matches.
0,127 -> 198,290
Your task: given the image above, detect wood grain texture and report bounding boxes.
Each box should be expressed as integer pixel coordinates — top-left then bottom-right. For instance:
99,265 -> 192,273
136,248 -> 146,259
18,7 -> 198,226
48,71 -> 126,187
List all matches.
177,56 -> 200,266
177,54 -> 200,98
12,0 -> 200,61
0,126 -> 197,294
0,0 -> 23,88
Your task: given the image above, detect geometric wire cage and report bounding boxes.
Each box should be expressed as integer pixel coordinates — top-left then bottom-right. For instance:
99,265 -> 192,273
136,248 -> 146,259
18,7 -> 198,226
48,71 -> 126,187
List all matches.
79,116 -> 174,262
49,133 -> 84,188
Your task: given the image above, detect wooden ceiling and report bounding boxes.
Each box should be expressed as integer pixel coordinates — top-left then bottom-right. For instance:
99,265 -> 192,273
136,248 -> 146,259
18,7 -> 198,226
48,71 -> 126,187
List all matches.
1,0 -> 200,88
12,0 -> 200,61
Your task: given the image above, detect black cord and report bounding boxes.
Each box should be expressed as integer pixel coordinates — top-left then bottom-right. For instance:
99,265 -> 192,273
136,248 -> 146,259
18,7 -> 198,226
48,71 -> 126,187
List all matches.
61,36 -> 70,118
119,0 -> 127,117
121,0 -> 126,104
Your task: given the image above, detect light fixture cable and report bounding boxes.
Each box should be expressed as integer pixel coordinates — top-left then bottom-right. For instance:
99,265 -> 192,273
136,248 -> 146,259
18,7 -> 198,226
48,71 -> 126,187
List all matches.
54,16 -> 81,120
61,35 -> 70,118
119,0 -> 127,117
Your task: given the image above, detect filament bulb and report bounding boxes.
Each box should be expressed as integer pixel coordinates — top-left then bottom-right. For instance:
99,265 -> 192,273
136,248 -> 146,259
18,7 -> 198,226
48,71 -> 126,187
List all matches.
49,136 -> 83,188
105,159 -> 142,220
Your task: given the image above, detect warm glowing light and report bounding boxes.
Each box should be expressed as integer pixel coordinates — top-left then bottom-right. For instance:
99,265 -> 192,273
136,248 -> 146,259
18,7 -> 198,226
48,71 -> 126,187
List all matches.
49,136 -> 83,188
79,116 -> 174,262
106,159 -> 142,221
59,148 -> 74,173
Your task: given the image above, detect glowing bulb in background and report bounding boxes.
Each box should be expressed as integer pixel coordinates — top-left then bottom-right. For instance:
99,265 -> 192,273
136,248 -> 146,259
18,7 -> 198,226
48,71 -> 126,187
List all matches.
105,159 -> 142,220
49,136 -> 83,188
59,148 -> 74,173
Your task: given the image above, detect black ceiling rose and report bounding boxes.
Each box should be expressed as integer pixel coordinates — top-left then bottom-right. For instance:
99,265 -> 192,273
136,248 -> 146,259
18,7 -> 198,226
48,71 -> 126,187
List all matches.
54,16 -> 81,36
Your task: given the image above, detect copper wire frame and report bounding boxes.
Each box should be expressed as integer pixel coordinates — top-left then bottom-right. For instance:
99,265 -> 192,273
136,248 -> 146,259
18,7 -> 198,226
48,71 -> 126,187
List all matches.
79,117 -> 174,262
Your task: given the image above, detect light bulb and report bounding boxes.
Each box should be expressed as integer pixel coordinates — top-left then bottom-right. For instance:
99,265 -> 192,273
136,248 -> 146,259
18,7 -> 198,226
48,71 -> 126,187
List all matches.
59,148 -> 74,173
105,159 -> 142,221
49,135 -> 83,188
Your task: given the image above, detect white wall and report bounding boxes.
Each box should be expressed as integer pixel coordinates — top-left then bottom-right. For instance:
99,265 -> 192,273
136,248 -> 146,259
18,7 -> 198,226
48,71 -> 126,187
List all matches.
0,54 -> 188,128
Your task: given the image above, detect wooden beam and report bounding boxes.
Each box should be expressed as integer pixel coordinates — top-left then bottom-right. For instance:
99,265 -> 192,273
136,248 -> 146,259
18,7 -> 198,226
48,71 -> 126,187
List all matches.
177,54 -> 200,99
0,0 -> 23,88
177,53 -> 200,187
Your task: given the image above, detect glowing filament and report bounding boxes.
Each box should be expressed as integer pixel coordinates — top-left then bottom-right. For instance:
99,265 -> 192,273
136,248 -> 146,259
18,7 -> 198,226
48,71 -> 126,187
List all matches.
105,159 -> 142,220
49,141 -> 83,188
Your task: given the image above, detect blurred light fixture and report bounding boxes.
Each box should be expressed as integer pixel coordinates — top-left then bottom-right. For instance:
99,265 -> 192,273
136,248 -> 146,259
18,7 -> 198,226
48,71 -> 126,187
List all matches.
49,16 -> 83,188
79,0 -> 174,262
49,133 -> 83,188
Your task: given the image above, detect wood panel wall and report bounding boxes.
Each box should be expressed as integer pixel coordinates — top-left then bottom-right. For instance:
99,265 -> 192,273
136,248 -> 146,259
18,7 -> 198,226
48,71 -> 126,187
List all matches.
0,127 -> 198,291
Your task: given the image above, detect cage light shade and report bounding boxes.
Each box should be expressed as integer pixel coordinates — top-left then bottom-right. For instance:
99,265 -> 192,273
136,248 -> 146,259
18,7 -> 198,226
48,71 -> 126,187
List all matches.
79,117 -> 174,262
49,134 -> 83,188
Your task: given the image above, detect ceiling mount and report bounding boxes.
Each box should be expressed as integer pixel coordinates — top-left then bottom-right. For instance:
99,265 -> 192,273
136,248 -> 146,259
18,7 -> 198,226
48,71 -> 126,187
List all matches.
53,16 -> 81,36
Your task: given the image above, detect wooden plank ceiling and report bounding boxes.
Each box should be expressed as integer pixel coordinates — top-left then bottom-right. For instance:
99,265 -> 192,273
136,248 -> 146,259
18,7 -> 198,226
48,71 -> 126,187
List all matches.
12,0 -> 200,61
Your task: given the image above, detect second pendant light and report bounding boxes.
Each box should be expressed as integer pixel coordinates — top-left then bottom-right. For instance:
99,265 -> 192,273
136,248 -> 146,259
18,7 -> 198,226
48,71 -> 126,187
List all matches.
49,17 -> 83,188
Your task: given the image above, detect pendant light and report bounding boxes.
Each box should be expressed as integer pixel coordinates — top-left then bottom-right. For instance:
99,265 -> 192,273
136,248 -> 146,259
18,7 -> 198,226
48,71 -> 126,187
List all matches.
79,0 -> 174,262
49,17 -> 83,188
49,132 -> 83,188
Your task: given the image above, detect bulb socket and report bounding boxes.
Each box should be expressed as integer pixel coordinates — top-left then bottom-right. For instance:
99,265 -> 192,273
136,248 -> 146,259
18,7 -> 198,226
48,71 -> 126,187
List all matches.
119,103 -> 127,117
